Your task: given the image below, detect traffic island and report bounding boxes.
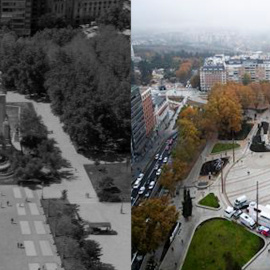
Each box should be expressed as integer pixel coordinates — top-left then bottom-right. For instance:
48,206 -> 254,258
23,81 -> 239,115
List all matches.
197,193 -> 220,210
182,218 -> 264,270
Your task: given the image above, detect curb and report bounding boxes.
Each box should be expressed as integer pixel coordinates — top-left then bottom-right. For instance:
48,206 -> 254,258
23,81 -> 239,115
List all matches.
196,203 -> 221,211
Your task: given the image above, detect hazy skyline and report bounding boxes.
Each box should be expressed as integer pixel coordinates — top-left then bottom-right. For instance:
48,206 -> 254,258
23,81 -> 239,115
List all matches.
132,0 -> 270,34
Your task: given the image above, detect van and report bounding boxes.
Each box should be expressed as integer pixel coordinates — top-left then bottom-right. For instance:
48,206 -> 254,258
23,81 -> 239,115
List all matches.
240,213 -> 255,229
224,206 -> 236,218
234,195 -> 249,209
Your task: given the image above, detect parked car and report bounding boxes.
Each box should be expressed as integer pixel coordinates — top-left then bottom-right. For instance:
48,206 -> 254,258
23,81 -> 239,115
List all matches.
145,191 -> 151,198
137,173 -> 144,182
234,195 -> 249,210
155,154 -> 159,160
159,155 -> 163,161
156,168 -> 162,176
163,157 -> 168,163
133,180 -> 141,189
257,225 -> 270,237
240,213 -> 256,229
233,209 -> 242,219
138,186 -> 145,195
224,206 -> 236,218
149,181 -> 155,189
165,145 -> 170,151
154,164 -> 159,170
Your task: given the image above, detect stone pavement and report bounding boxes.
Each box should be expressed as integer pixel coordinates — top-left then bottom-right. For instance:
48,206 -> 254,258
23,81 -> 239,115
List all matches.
7,92 -> 130,270
0,185 -> 62,270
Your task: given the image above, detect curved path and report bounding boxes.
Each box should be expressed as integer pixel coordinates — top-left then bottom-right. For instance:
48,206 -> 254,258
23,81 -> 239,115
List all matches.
7,92 -> 130,270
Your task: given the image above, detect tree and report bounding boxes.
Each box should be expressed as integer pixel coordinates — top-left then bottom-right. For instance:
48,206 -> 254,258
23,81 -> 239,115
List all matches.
132,196 -> 179,254
37,13 -> 68,31
190,73 -> 200,88
159,165 -> 176,196
138,60 -> 152,85
242,73 -> 251,85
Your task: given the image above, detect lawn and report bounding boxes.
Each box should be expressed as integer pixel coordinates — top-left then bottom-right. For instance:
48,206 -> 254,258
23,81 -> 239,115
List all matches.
84,162 -> 130,202
211,143 -> 240,154
182,218 -> 264,270
198,193 -> 220,208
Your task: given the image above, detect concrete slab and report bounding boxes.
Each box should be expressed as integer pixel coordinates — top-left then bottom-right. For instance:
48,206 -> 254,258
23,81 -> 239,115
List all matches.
34,221 -> 46,234
24,241 -> 37,256
39,240 -> 53,256
13,187 -> 22,199
28,263 -> 40,270
45,263 -> 59,270
16,203 -> 26,215
28,203 -> 39,215
24,188 -> 34,199
20,221 -> 31,235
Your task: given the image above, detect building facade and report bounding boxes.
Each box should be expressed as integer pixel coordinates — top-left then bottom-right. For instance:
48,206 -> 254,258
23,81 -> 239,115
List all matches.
201,53 -> 270,91
153,95 -> 169,130
1,0 -> 32,36
131,85 -> 147,157
140,87 -> 155,137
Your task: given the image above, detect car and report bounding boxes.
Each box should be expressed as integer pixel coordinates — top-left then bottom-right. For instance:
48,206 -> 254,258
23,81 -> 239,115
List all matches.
137,173 -> 144,181
145,191 -> 151,198
233,209 -> 242,219
159,155 -> 163,161
155,154 -> 159,160
154,164 -> 159,170
163,157 -> 168,163
133,180 -> 141,189
257,226 -> 270,237
165,145 -> 169,151
149,181 -> 155,189
156,168 -> 162,176
224,206 -> 236,218
138,186 -> 145,195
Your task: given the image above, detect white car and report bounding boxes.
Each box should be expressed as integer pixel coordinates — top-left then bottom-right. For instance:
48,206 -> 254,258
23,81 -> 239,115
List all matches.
149,181 -> 155,189
133,180 -> 141,189
145,191 -> 151,198
155,154 -> 159,160
159,155 -> 163,161
156,168 -> 162,176
154,164 -> 159,170
138,186 -> 145,195
137,173 -> 144,181
163,157 -> 168,163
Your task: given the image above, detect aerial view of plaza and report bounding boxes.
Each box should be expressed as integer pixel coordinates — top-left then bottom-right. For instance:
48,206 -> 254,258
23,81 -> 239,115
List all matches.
131,1 -> 270,270
0,0 -> 130,270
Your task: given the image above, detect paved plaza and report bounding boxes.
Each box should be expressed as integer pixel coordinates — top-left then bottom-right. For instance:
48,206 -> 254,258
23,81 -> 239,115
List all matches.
0,185 -> 61,270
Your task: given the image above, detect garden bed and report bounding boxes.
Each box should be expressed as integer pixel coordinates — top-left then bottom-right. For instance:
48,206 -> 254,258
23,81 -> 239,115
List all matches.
198,193 -> 220,208
211,143 -> 240,154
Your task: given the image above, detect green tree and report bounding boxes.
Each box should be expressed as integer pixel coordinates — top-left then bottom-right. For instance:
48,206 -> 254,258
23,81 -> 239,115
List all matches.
242,73 -> 251,85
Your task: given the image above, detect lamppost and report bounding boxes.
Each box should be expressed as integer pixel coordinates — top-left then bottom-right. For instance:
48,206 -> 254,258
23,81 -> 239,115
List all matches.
220,154 -> 224,193
232,130 -> 235,163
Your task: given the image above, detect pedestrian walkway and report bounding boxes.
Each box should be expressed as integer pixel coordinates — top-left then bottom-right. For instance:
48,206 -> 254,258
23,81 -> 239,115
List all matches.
7,92 -> 130,270
0,185 -> 62,270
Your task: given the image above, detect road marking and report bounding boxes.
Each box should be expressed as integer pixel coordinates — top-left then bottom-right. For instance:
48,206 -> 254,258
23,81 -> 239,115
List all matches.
20,221 -> 31,234
13,187 -> 22,198
24,241 -> 37,256
16,203 -> 26,215
28,203 -> 39,215
45,263 -> 58,270
39,240 -> 53,256
28,263 -> 40,270
34,220 -> 46,234
24,188 -> 34,198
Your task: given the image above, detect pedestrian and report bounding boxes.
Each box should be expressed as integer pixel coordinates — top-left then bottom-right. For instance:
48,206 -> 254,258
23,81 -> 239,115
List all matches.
171,246 -> 174,251
11,218 -> 14,224
181,239 -> 184,244
7,201 -> 9,206
247,171 -> 250,175
17,242 -> 19,248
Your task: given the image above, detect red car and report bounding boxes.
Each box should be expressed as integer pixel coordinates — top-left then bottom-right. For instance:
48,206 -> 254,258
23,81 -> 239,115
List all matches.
257,226 -> 270,237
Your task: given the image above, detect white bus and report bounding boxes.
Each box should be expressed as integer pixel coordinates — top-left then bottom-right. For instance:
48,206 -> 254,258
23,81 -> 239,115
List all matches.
248,202 -> 270,228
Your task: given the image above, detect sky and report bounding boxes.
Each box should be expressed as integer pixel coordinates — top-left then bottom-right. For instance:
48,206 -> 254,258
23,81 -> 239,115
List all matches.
132,0 -> 270,34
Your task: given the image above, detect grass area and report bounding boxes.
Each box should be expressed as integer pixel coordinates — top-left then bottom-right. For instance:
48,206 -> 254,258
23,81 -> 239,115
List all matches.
211,143 -> 240,153
84,162 -> 130,202
218,122 -> 254,140
182,218 -> 264,270
198,193 -> 220,208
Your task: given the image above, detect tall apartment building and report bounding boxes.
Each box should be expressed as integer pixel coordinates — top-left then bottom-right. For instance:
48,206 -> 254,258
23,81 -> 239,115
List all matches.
131,85 -> 147,157
200,55 -> 227,92
0,0 -> 32,36
140,87 -> 155,137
